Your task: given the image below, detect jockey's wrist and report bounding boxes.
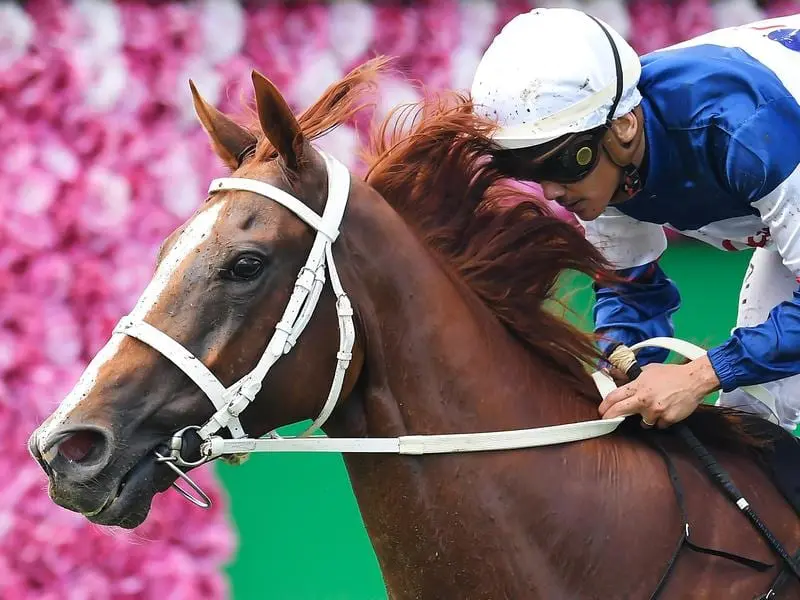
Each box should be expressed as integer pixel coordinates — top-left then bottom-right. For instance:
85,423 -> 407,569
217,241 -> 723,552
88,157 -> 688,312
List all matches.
686,355 -> 722,398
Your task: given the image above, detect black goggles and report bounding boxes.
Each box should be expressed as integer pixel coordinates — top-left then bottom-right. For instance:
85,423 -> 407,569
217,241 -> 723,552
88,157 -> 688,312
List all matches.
527,126 -> 608,184
492,126 -> 607,185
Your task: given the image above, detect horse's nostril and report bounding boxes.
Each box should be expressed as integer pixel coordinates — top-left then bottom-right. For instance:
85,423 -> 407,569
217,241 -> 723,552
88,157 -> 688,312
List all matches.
58,430 -> 105,463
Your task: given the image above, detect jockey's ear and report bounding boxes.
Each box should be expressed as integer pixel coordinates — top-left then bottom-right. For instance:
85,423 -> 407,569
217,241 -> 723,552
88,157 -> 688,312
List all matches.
189,80 -> 258,170
604,107 -> 644,166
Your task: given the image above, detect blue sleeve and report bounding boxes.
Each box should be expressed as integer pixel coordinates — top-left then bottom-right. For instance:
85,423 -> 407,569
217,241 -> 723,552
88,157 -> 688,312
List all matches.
708,289 -> 800,390
706,95 -> 800,390
593,261 -> 681,365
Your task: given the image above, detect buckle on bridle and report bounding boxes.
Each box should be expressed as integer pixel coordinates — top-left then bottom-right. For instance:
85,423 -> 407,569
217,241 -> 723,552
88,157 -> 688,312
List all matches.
153,426 -> 214,509
164,425 -> 209,468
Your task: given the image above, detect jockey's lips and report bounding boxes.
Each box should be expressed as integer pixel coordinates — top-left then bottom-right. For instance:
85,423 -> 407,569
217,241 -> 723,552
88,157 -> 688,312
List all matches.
557,197 -> 586,211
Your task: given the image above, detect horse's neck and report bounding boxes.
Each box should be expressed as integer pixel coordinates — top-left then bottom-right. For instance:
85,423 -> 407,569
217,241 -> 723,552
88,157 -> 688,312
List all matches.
324,193 -> 613,596
328,192 -> 599,439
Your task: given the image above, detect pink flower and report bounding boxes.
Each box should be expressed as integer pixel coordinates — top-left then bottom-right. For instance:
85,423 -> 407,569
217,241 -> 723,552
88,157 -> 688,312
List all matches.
1,133 -> 35,174
130,203 -> 182,247
57,108 -> 108,161
328,0 -> 375,68
20,363 -> 85,420
371,5 -> 419,65
199,0 -> 245,65
38,136 -> 80,182
110,241 -> 159,310
80,303 -> 123,356
0,3 -> 34,66
1,209 -> 57,251
0,331 -> 17,375
628,0 -> 675,53
16,171 -> 60,217
710,0 -> 764,30
41,307 -> 82,366
8,51 -> 80,125
0,293 -> 46,370
67,255 -> 112,311
77,166 -> 133,234
673,0 -> 715,41
764,1 -> 800,19
21,253 -> 74,301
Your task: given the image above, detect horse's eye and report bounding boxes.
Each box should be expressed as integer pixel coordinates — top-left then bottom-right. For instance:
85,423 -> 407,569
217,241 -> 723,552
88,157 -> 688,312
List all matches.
228,255 -> 264,281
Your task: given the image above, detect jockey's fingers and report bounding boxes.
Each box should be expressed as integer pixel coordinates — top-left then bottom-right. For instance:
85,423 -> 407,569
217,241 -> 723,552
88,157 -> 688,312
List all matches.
600,395 -> 644,420
599,382 -> 638,414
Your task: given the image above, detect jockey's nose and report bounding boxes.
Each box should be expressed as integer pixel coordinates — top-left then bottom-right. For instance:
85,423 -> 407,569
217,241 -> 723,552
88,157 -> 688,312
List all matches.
540,181 -> 566,202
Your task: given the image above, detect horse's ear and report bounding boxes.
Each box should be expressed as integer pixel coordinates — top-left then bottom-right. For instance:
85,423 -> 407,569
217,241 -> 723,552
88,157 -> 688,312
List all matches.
190,79 -> 257,170
251,70 -> 304,171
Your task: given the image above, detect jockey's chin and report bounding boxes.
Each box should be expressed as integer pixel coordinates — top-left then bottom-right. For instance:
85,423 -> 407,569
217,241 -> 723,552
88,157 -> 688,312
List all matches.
567,195 -> 611,221
552,186 -> 615,222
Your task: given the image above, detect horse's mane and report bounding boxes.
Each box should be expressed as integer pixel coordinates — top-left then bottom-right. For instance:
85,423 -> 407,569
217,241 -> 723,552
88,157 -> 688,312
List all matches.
242,59 -> 778,453
361,94 -> 614,397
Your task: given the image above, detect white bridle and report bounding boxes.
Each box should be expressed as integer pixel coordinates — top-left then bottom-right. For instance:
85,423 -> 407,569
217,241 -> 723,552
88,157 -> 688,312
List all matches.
110,149 -> 777,510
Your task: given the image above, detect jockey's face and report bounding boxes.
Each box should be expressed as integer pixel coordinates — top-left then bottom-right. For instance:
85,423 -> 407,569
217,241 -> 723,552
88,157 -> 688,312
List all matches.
493,107 -> 645,221
539,148 -> 622,221
529,110 -> 645,222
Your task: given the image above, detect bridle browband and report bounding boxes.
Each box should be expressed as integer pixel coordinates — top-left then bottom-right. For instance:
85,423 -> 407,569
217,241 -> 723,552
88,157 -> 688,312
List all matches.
109,148 -> 774,510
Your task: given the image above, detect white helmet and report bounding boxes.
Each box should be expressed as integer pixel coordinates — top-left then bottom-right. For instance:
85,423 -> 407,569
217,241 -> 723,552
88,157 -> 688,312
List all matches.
471,8 -> 642,150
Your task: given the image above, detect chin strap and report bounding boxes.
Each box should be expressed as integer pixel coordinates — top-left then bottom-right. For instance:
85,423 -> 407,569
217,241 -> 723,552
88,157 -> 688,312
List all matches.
621,163 -> 643,198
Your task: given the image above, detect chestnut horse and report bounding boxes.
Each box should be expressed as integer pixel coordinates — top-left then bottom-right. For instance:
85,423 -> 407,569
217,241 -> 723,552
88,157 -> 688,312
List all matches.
28,60 -> 800,599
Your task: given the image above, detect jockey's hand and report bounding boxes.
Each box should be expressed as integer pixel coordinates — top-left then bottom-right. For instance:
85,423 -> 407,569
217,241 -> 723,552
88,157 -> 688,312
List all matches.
598,356 -> 721,428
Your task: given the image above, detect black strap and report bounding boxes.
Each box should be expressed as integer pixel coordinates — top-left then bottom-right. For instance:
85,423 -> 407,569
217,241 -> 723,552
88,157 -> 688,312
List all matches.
604,343 -> 784,596
757,551 -> 800,600
674,424 -> 800,580
585,14 -> 623,126
647,435 -> 773,600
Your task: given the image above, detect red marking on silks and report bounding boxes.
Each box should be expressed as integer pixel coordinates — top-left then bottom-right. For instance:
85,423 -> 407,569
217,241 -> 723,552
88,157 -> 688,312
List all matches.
721,228 -> 771,252
722,239 -> 738,252
746,228 -> 771,248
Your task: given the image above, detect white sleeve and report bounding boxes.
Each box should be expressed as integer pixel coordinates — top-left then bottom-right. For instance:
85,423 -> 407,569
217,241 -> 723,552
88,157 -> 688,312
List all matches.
752,163 -> 800,277
576,207 -> 668,270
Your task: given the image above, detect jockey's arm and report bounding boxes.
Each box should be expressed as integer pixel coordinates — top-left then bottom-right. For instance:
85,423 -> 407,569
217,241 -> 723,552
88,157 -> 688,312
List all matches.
594,260 -> 681,366
578,210 -> 679,366
706,96 -> 800,392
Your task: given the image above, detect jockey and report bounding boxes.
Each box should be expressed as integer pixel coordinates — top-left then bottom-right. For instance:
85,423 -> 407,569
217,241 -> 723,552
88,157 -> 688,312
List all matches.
471,8 -> 800,433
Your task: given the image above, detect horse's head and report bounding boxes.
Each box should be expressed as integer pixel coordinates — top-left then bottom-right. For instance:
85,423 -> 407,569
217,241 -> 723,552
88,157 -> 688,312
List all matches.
27,68 -> 370,528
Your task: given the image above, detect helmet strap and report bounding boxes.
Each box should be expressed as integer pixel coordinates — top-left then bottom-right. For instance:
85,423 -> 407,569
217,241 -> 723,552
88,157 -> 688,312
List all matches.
621,163 -> 643,197
601,114 -> 645,199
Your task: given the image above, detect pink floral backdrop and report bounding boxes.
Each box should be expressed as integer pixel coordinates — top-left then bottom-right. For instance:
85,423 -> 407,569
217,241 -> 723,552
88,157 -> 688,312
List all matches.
2,0 -> 798,598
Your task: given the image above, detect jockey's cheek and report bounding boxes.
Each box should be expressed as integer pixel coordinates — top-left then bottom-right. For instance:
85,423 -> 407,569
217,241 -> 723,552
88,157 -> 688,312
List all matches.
565,160 -> 620,221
